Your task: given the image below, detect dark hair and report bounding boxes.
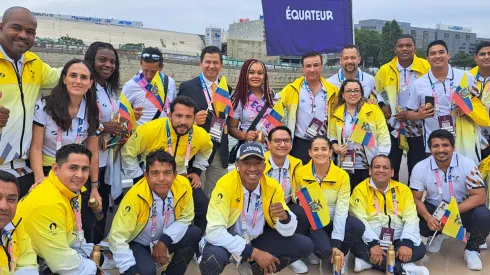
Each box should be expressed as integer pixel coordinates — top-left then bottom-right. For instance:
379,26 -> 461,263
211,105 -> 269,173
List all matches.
141,47 -> 163,66
43,59 -> 99,135
200,46 -> 222,63
427,40 -> 449,56
146,149 -> 177,173
169,96 -> 199,114
334,78 -> 366,111
302,52 -> 323,66
0,170 -> 19,195
396,34 -> 416,47
231,59 -> 273,110
84,41 -> 120,92
341,44 -> 360,56
268,125 -> 292,141
475,42 -> 490,55
428,129 -> 455,148
55,144 -> 92,166
370,155 -> 393,169
309,134 -> 332,149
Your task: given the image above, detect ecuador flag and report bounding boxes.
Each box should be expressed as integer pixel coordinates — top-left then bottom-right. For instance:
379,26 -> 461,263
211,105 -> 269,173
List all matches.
441,197 -> 467,243
119,93 -> 138,133
453,73 -> 473,115
350,118 -> 375,148
213,76 -> 234,118
295,184 -> 330,230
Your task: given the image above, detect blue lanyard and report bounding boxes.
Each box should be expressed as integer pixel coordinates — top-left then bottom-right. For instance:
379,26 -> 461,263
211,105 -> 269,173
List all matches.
312,165 -> 323,183
304,81 -> 327,115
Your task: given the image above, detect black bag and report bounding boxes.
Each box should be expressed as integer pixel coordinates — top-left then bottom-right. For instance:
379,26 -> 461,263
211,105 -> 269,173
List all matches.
228,105 -> 269,164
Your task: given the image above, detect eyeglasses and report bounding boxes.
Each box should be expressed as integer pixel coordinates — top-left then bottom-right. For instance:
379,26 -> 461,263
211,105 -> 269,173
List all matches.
272,138 -> 292,145
344,89 -> 361,95
141,53 -> 161,61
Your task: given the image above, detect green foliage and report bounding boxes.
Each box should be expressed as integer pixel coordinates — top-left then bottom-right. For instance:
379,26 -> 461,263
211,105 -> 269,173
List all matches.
452,52 -> 477,69
355,28 -> 381,67
378,20 -> 403,65
415,48 -> 427,59
120,43 -> 144,50
57,35 -> 85,46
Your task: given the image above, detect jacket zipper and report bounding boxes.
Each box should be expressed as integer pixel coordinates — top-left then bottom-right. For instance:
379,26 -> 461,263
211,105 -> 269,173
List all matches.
134,191 -> 187,239
174,135 -> 181,158
9,63 -> 27,163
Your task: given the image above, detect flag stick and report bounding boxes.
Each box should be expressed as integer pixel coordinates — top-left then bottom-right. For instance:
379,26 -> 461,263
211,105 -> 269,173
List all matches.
428,231 -> 438,246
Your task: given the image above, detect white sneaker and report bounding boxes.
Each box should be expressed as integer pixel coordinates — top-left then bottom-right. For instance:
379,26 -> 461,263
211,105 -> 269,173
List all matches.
479,243 -> 487,250
426,234 -> 449,253
464,249 -> 482,271
401,263 -> 429,275
354,257 -> 372,272
289,260 -> 308,274
193,253 -> 202,265
308,253 -> 320,265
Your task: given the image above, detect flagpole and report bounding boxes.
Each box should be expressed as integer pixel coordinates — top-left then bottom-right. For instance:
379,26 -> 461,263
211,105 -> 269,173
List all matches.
428,231 -> 438,246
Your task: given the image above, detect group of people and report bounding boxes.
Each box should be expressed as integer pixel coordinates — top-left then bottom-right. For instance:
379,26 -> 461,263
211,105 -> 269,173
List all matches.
0,5 -> 489,275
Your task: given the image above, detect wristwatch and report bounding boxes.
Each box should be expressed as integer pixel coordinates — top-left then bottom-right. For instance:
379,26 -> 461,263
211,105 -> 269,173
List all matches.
96,123 -> 104,136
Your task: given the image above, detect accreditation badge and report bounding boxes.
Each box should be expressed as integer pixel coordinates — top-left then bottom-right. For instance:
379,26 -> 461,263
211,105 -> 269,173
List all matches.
210,116 -> 225,143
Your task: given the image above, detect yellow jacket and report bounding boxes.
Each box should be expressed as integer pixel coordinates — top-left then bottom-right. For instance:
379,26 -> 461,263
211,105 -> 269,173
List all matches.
121,117 -> 213,178
375,55 -> 430,112
264,151 -> 302,197
109,175 -> 194,274
0,51 -> 59,168
0,216 -> 38,274
349,178 -> 421,247
329,103 -> 391,166
279,76 -> 339,137
294,161 -> 350,246
470,66 -> 490,104
205,170 -> 296,257
17,171 -> 96,274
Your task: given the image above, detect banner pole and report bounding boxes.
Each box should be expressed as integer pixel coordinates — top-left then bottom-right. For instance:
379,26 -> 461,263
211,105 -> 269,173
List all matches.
350,0 -> 355,44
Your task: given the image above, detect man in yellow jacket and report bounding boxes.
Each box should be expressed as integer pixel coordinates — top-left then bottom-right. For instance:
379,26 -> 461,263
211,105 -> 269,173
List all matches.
279,52 -> 339,164
264,126 -> 308,274
0,171 -> 38,274
109,149 -> 201,275
350,155 -> 428,275
0,7 -> 60,197
199,143 -> 313,275
121,96 -> 212,231
17,144 -> 97,274
376,34 -> 430,181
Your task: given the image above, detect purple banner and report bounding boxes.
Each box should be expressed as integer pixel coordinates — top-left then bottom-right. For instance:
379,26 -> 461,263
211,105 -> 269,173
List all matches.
261,0 -> 353,56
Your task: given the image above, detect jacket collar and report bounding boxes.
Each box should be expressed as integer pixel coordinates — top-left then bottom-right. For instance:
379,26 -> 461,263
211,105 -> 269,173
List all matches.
302,160 -> 338,182
264,151 -> 301,174
389,54 -> 428,75
0,47 -> 37,63
364,178 -> 404,193
47,170 -> 85,201
135,174 -> 187,207
332,103 -> 371,122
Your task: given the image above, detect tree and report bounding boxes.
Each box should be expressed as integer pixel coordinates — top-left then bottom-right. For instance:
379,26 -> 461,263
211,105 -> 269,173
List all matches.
355,28 -> 381,67
415,48 -> 427,59
120,43 -> 144,51
452,52 -> 477,69
378,20 -> 403,65
57,35 -> 84,46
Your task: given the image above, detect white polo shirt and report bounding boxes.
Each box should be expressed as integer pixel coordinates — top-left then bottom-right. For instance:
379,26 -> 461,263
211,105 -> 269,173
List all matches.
121,71 -> 176,125
327,68 -> 379,101
295,82 -> 327,139
232,184 -> 265,241
96,84 -> 119,167
395,62 -> 423,137
266,156 -> 292,203
134,190 -> 175,246
33,98 -> 90,160
410,152 -> 484,207
406,66 -> 476,151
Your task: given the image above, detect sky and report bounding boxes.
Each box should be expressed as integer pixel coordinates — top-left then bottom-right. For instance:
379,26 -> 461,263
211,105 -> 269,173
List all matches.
2,0 -> 489,38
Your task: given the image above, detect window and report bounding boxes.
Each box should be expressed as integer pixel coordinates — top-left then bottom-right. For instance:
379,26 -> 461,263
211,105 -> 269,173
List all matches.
423,31 -> 429,38
411,30 -> 417,37
466,34 -> 471,39
444,33 -> 450,38
455,34 -> 460,39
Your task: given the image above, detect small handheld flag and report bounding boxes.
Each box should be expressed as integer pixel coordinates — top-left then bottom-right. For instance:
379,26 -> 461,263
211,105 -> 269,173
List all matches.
350,118 -> 375,148
453,73 -> 473,115
441,197 -> 467,243
119,93 -> 138,134
295,184 -> 330,230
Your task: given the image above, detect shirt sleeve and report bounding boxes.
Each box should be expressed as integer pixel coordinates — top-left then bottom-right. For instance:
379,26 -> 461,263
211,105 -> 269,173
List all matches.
409,163 -> 426,192
233,103 -> 242,120
167,77 -> 177,102
33,99 -> 47,127
40,62 -> 61,90
121,125 -> 150,179
465,163 -> 486,190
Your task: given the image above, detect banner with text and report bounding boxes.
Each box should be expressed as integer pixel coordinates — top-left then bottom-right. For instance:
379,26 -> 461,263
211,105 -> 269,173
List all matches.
261,0 -> 353,56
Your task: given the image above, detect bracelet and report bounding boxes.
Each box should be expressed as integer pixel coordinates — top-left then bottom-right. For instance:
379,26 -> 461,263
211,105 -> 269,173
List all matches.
91,181 -> 100,188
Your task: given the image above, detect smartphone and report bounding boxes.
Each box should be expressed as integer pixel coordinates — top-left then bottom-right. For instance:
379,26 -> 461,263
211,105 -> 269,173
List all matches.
425,96 -> 435,109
